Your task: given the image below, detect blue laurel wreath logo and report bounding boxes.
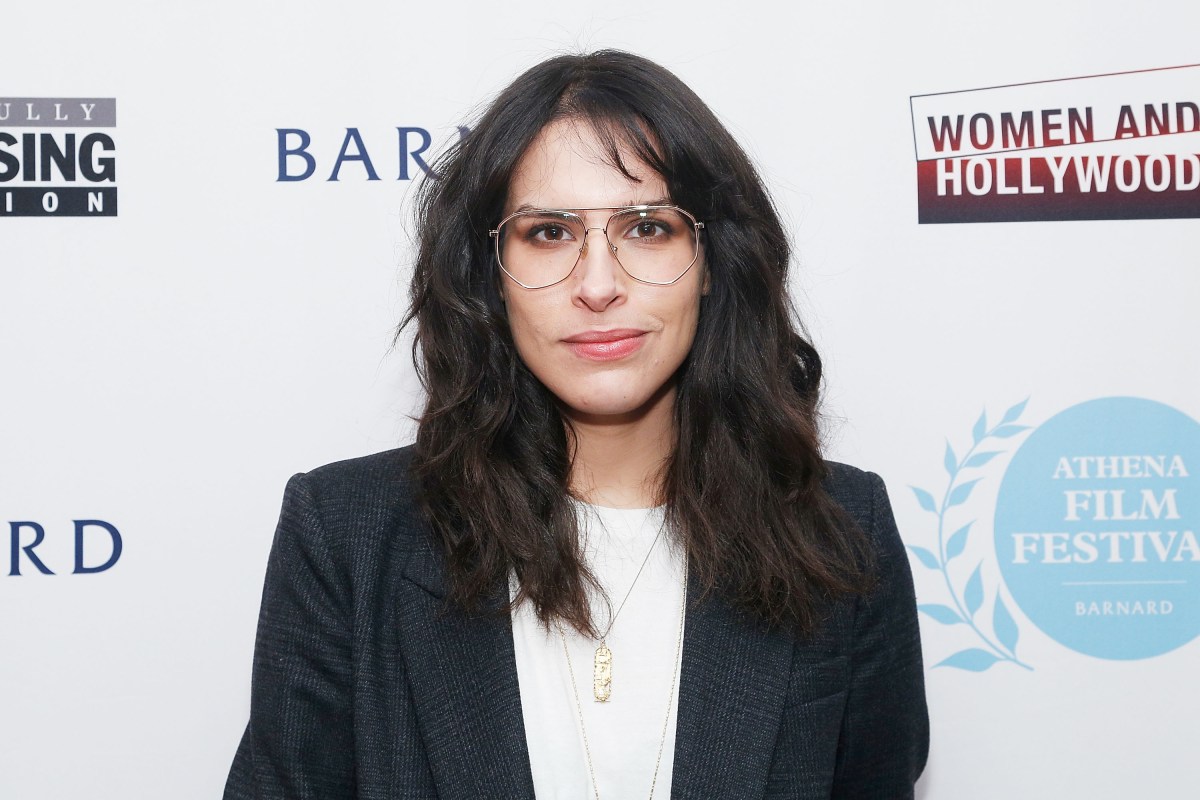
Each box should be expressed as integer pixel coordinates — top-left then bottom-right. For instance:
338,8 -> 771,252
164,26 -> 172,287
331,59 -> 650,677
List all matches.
909,398 -> 1035,672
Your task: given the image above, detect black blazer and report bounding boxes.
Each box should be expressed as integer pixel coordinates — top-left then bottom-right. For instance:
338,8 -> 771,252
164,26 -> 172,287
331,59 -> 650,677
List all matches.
224,446 -> 928,799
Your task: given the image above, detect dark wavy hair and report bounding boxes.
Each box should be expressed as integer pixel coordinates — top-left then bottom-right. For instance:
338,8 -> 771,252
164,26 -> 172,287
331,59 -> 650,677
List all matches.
405,50 -> 872,637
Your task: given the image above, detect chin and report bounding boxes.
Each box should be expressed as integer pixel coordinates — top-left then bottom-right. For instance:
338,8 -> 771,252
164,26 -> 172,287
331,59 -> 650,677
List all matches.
565,399 -> 650,420
554,375 -> 675,422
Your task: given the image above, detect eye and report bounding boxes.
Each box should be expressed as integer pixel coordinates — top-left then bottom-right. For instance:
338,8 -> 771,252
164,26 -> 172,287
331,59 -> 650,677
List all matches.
631,220 -> 667,238
524,222 -> 578,244
621,214 -> 677,241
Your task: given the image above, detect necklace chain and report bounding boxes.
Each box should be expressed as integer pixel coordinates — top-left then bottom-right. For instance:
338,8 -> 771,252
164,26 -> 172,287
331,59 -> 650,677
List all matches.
593,510 -> 667,640
558,557 -> 688,800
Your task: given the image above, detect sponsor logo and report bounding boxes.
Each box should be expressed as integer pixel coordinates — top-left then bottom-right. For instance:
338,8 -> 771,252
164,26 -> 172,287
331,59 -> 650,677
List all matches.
0,97 -> 118,216
908,397 -> 1199,670
995,397 -> 1198,660
276,125 -> 470,182
909,65 -> 1200,223
7,520 -> 123,575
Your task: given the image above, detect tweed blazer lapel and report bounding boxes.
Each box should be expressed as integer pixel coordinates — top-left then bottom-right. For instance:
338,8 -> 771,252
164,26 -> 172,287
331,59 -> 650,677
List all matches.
398,533 -> 793,800
397,533 -> 536,799
670,569 -> 794,799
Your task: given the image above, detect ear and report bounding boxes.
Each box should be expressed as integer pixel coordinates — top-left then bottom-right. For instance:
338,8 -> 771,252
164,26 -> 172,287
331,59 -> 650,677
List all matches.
701,262 -> 711,296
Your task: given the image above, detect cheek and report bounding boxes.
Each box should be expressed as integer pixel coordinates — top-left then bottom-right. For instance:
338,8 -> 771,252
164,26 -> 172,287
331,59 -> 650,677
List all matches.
666,290 -> 703,354
503,294 -> 561,367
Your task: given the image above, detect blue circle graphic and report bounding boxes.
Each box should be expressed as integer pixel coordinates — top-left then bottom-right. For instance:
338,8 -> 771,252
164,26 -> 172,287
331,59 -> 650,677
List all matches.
995,397 -> 1200,660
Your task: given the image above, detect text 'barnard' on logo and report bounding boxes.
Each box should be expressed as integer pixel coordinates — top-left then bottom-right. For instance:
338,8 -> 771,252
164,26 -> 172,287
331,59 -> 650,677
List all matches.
0,97 -> 117,217
275,125 -> 471,182
7,519 -> 123,575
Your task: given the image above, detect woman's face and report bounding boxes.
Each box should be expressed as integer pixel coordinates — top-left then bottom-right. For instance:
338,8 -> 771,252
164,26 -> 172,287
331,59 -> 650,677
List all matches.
500,119 -> 706,424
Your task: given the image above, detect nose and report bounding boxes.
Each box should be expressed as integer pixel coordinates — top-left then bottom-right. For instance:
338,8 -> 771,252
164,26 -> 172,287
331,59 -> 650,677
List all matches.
573,226 -> 625,311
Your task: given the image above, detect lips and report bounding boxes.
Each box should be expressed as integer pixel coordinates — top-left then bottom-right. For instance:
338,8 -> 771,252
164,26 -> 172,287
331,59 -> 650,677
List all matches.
562,329 -> 648,361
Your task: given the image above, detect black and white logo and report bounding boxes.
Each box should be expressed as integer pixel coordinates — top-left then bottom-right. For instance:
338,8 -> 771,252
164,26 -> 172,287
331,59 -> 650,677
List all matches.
0,97 -> 117,217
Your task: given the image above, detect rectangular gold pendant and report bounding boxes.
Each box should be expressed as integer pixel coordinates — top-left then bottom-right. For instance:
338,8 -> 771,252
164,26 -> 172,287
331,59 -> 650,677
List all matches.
593,643 -> 612,702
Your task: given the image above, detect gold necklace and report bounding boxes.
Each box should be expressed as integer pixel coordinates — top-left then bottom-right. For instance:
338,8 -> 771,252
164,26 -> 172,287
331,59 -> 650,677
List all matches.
589,512 -> 666,702
557,558 -> 687,800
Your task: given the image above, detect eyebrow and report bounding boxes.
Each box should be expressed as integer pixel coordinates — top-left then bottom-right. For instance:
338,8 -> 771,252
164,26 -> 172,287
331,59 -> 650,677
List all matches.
511,197 -> 674,213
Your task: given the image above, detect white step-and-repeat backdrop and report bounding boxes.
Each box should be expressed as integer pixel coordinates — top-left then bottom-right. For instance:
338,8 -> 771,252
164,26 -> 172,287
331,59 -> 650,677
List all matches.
3,2 -> 1197,798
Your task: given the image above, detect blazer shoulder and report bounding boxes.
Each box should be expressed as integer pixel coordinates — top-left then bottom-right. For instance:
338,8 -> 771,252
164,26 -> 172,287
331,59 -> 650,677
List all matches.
302,444 -> 418,493
282,444 -> 427,560
822,460 -> 882,519
296,444 -> 419,507
822,460 -> 905,559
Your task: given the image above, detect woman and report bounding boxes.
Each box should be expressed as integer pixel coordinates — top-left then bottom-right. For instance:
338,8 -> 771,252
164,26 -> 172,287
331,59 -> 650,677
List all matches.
225,50 -> 928,799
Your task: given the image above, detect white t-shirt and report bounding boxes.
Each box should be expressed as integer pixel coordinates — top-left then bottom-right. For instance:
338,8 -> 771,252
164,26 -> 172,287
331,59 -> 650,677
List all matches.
509,501 -> 687,799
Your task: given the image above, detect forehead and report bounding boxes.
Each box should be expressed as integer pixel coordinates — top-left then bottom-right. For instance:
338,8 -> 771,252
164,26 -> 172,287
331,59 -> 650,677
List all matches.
504,118 -> 668,213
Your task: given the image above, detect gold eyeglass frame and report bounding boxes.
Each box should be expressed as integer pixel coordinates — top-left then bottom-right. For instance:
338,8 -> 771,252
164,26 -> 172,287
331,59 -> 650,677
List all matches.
488,204 -> 705,290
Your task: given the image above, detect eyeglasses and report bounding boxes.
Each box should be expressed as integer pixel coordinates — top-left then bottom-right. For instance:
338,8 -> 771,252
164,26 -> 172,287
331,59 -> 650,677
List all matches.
489,205 -> 705,289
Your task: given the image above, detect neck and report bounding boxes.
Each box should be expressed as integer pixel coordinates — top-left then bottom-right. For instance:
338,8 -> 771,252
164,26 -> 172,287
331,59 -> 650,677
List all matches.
564,383 -> 675,509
